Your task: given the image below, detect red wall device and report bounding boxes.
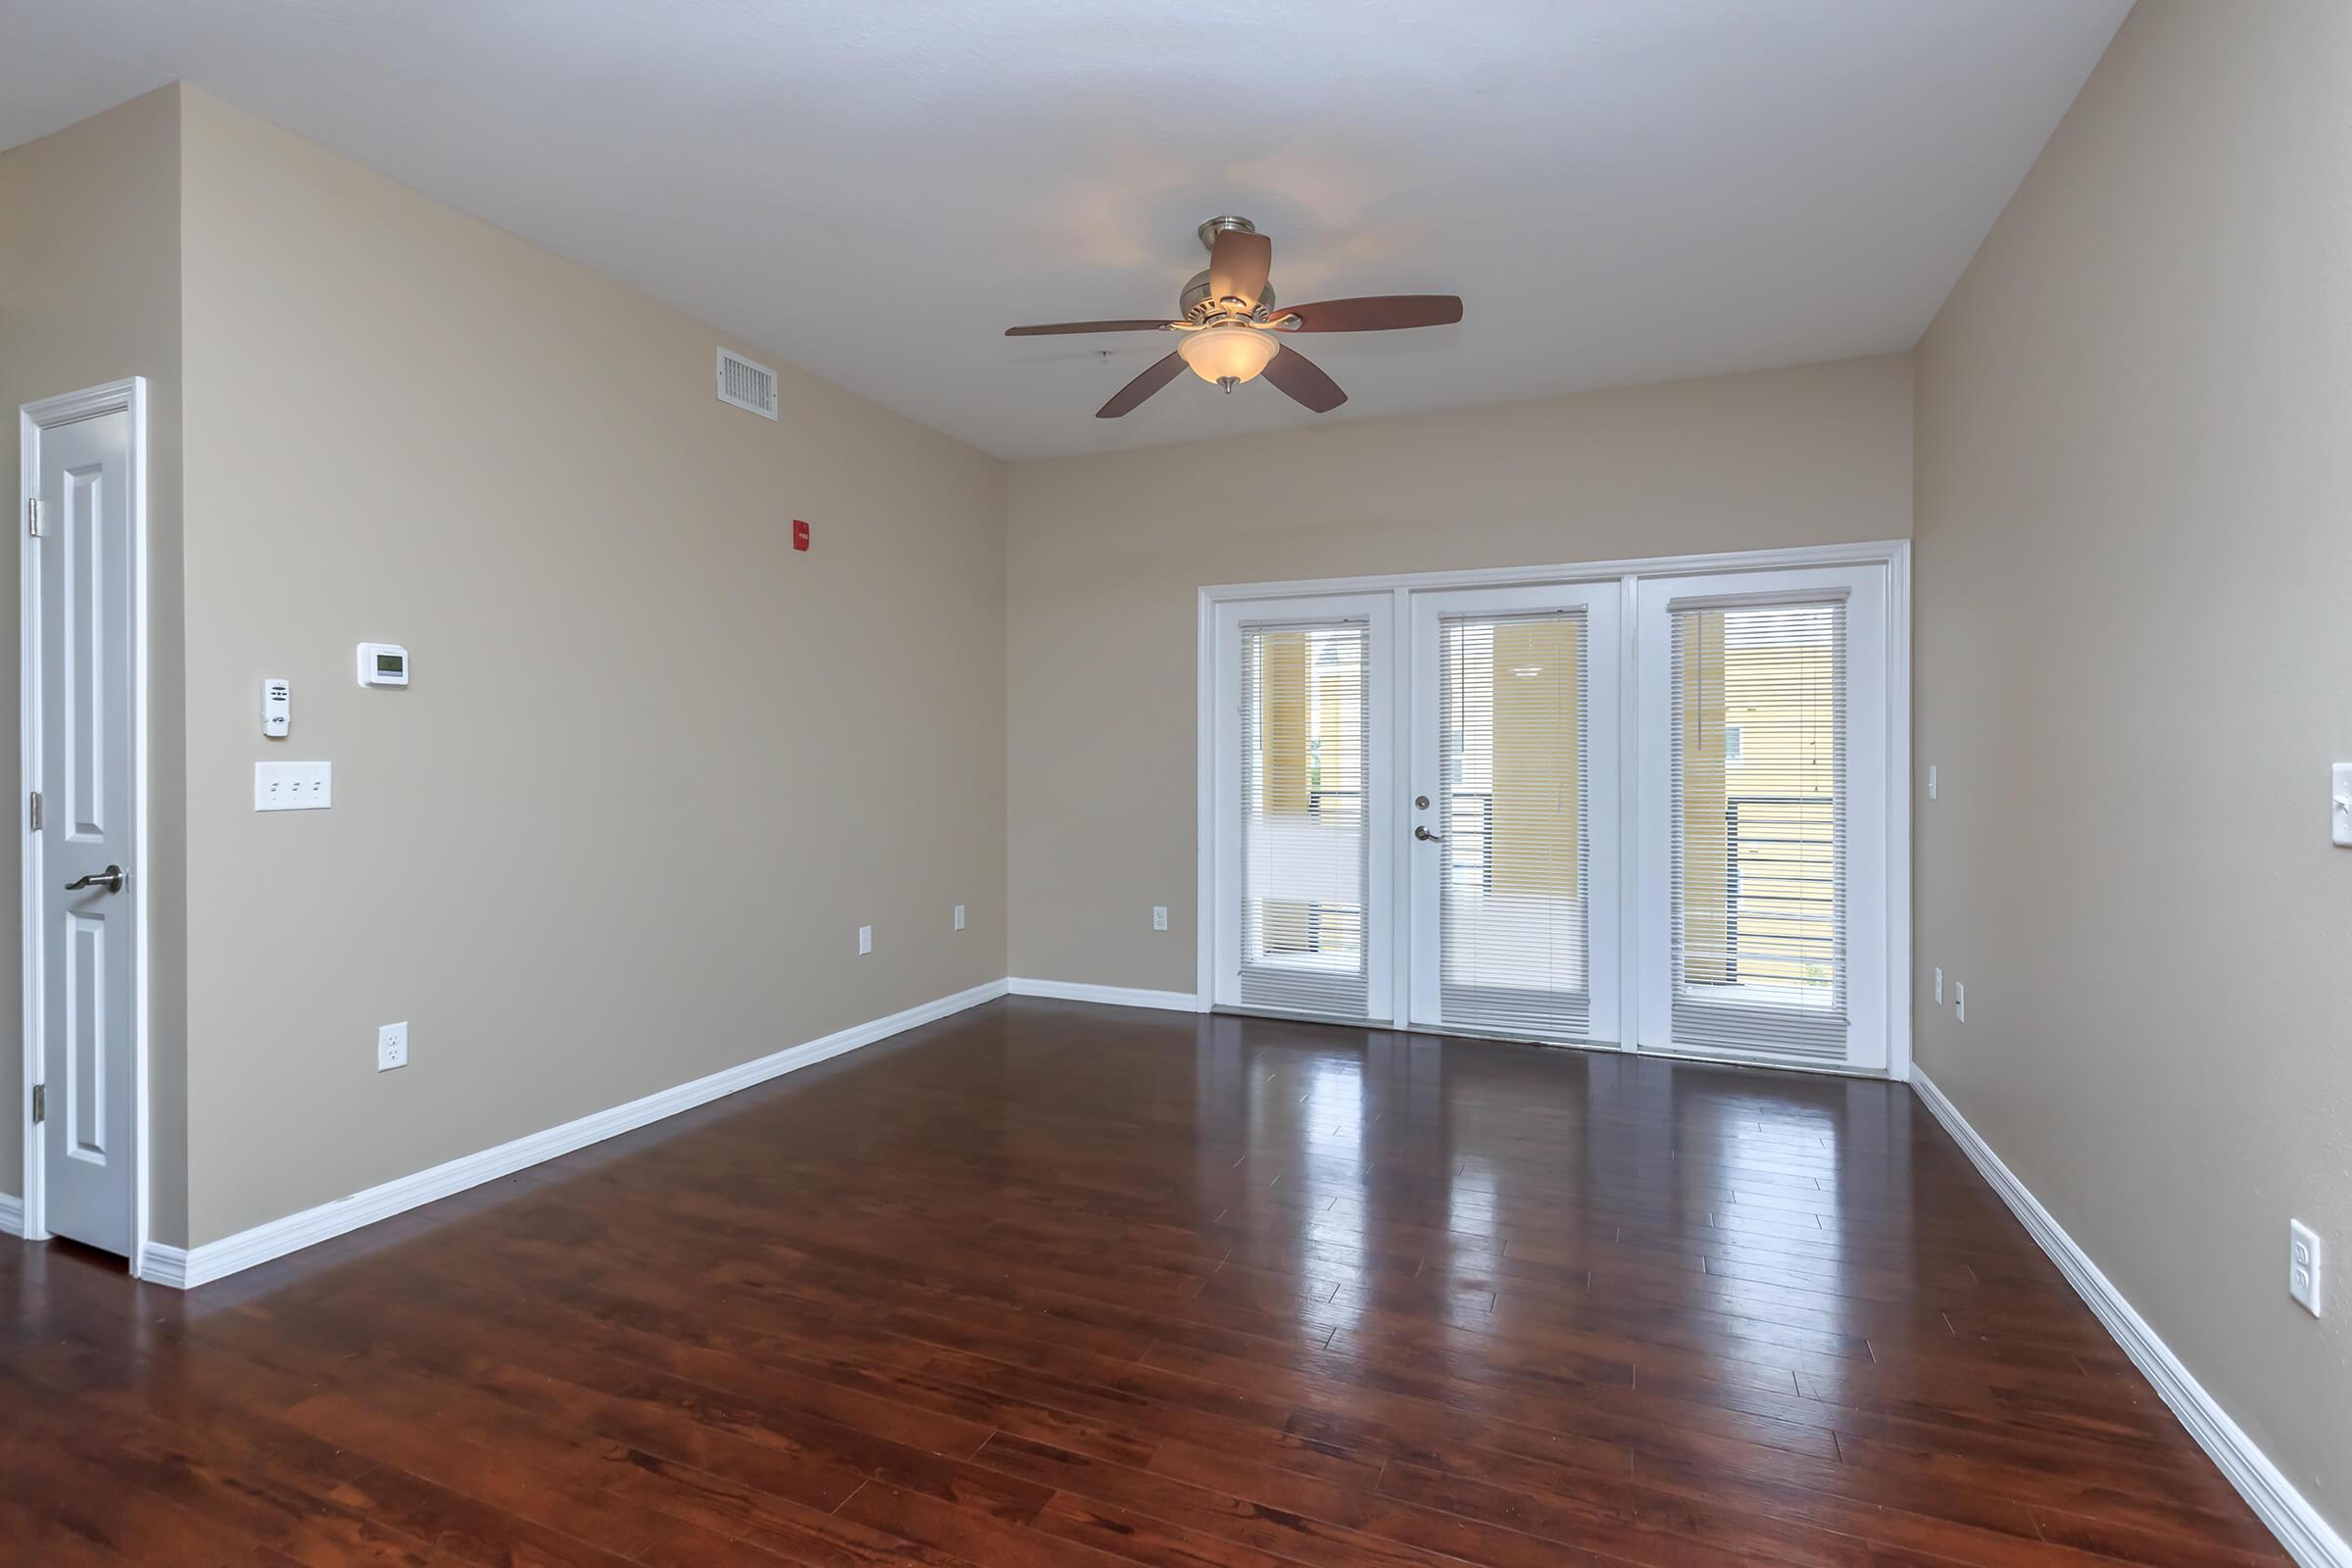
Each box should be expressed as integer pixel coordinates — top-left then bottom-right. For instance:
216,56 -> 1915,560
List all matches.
792,518 -> 810,551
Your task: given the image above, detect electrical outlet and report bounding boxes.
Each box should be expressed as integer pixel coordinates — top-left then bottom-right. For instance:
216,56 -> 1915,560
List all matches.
1928,763 -> 1937,800
1152,906 -> 1168,932
2290,1219 -> 2324,1317
376,1021 -> 408,1072
858,925 -> 872,956
1954,982 -> 1966,1022
1934,967 -> 1942,1004
954,905 -> 966,932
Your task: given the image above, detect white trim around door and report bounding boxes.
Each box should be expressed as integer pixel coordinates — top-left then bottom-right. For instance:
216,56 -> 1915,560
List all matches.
1196,539 -> 1910,1078
18,376 -> 153,1271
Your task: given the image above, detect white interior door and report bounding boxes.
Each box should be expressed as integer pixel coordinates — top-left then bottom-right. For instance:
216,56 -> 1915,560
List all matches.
1212,594 -> 1394,1021
24,395 -> 142,1257
1635,564 -> 1889,1072
1407,583 -> 1621,1044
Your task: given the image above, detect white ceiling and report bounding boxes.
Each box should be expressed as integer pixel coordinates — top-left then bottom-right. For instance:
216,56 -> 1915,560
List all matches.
0,1 -> 2129,461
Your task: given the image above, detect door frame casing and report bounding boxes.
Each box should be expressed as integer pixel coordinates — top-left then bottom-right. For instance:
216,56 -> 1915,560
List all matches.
1195,538 -> 1911,1079
18,376 -> 152,1267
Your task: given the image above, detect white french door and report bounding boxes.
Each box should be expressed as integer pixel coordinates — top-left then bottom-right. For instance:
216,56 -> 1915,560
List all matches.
1211,594 -> 1395,1021
1205,548 -> 1901,1075
1634,564 -> 1889,1072
1406,583 -> 1620,1045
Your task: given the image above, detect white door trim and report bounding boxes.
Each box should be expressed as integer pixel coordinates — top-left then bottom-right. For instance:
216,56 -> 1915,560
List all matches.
1195,538 -> 1909,1076
18,376 -> 152,1271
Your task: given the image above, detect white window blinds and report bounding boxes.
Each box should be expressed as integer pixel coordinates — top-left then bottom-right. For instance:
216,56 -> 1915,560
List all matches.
1239,620 -> 1371,1018
1668,599 -> 1846,1061
1437,612 -> 1591,1039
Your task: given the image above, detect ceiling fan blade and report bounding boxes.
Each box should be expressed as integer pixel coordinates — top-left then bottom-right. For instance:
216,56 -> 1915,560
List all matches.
1208,228 -> 1273,308
1279,295 -> 1464,332
1004,319 -> 1171,336
1096,351 -> 1187,418
1261,344 -> 1348,414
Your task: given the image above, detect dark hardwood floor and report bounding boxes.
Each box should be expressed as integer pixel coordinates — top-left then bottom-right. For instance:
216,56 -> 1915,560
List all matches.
0,998 -> 2286,1567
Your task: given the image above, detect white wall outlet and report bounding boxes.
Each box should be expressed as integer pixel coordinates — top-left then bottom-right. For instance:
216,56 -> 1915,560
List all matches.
376,1020 -> 408,1072
2290,1219 -> 2324,1317
1934,967 -> 1942,1004
858,925 -> 872,956
1928,763 -> 1937,801
254,760 -> 332,810
1152,906 -> 1168,932
1953,981 -> 1966,1022
954,905 -> 966,932
2332,764 -> 2352,846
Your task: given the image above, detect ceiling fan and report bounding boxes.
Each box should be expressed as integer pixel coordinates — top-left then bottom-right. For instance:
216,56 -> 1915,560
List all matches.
1005,216 -> 1464,419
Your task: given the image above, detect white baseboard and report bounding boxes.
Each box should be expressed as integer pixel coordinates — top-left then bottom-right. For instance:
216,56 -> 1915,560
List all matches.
1006,976 -> 1203,1013
139,978 -> 1010,1292
0,1190 -> 22,1240
1910,1067 -> 2347,1568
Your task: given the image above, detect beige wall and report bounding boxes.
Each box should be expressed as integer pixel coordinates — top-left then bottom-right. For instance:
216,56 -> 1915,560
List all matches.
0,86 -> 187,1231
176,91 -> 1006,1247
1913,0 -> 2351,1537
1005,355 -> 1912,992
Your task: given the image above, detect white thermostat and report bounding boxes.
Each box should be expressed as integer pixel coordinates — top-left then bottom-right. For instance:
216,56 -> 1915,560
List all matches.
357,643 -> 410,687
261,677 -> 291,736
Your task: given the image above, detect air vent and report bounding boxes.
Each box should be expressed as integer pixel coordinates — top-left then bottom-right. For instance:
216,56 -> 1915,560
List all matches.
715,347 -> 778,420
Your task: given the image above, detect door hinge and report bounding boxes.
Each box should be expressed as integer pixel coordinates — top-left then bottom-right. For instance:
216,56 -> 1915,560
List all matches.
30,1084 -> 43,1124
24,498 -> 38,538
27,790 -> 40,832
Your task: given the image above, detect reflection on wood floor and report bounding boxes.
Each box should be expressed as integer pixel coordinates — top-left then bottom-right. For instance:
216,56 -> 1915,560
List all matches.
0,998 -> 2287,1566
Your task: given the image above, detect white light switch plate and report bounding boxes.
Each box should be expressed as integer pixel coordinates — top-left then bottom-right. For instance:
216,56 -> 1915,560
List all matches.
2290,1219 -> 2324,1316
377,1021 -> 408,1072
1954,981 -> 1966,1022
954,905 -> 966,931
255,760 -> 332,810
2333,764 -> 2352,846
858,925 -> 872,956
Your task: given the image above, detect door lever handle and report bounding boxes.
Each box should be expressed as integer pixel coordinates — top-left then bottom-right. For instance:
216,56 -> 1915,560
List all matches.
64,864 -> 124,894
1413,826 -> 1446,843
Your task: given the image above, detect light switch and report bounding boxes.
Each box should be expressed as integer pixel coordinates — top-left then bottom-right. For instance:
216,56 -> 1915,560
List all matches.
254,760 -> 332,810
2332,764 -> 2352,846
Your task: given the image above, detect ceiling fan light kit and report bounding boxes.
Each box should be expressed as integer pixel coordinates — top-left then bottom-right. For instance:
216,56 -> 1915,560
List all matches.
1004,215 -> 1464,419
1176,321 -> 1279,389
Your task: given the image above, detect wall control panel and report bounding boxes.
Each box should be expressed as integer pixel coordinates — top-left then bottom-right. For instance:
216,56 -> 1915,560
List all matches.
358,643 -> 410,687
262,678 -> 291,737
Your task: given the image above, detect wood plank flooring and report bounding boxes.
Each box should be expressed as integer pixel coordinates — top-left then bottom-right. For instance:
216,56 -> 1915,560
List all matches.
0,998 -> 2286,1567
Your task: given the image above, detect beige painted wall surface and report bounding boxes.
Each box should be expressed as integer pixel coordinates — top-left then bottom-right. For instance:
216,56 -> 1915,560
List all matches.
0,86 -> 187,1234
1006,355 -> 1911,993
1913,0 -> 2351,1534
177,91 -> 1006,1247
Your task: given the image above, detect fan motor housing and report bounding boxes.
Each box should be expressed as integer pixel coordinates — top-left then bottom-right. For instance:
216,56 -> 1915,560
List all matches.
1180,270 -> 1275,319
